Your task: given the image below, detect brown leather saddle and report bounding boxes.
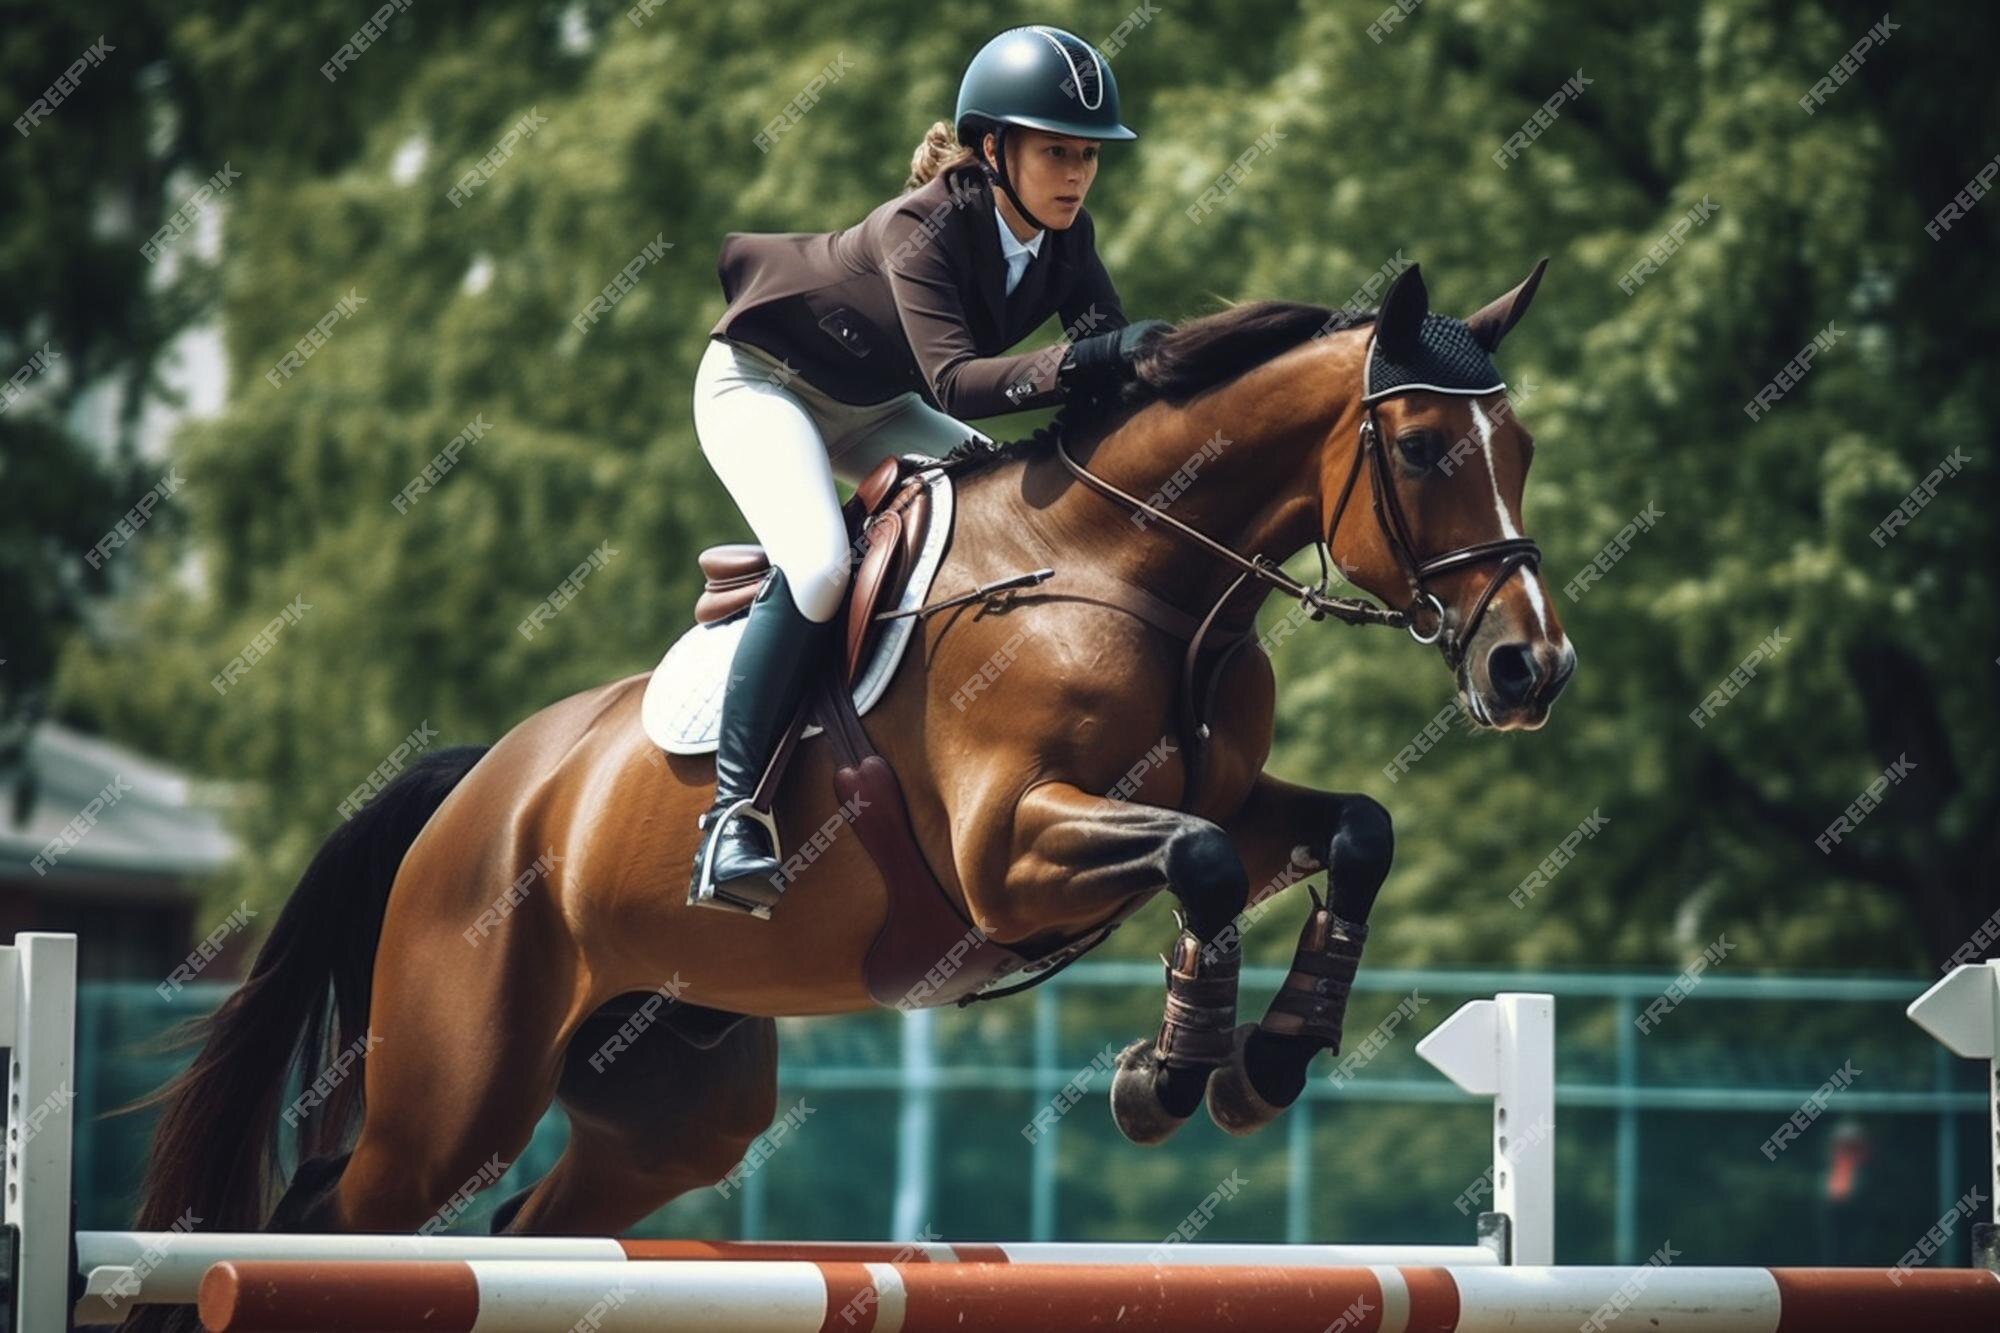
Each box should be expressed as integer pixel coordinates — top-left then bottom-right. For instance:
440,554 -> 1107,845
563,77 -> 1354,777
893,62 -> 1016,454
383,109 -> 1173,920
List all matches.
691,457 -> 1101,1008
695,455 -> 931,679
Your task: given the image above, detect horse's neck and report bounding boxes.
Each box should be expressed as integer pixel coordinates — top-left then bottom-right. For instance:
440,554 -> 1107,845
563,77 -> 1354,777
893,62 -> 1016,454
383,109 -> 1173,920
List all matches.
1021,380 -> 1338,625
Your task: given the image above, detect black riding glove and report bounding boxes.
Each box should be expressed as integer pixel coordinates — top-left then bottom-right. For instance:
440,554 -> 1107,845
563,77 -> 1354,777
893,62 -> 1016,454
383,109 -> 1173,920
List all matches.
1061,319 -> 1171,399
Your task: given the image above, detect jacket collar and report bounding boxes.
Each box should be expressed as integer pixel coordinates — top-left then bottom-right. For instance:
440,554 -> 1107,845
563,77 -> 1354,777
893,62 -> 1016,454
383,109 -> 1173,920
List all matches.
958,169 -> 1059,336
992,203 -> 1045,264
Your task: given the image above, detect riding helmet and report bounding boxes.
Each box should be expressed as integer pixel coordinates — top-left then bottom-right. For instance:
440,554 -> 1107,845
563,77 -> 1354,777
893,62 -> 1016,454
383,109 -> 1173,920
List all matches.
954,25 -> 1138,144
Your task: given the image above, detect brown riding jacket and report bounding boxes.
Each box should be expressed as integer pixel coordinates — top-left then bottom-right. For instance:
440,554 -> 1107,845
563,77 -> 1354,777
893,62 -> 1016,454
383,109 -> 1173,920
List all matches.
709,161 -> 1128,418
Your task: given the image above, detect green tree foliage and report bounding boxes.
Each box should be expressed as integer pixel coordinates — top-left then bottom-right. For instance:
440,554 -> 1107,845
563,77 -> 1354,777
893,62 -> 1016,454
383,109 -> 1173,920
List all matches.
1,6 -> 185,785
22,0 -> 1995,972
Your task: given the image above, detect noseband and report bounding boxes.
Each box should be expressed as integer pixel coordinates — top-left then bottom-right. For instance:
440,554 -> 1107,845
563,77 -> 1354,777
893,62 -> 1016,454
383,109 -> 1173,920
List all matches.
1053,334 -> 1541,675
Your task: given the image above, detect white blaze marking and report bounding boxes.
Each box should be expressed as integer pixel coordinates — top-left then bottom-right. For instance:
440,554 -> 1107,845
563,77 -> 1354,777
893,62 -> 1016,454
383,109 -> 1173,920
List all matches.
1469,399 -> 1553,637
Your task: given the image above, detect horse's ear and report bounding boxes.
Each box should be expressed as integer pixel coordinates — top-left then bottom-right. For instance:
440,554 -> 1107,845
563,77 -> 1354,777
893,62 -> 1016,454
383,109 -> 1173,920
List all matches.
1465,257 -> 1549,352
1374,262 -> 1428,359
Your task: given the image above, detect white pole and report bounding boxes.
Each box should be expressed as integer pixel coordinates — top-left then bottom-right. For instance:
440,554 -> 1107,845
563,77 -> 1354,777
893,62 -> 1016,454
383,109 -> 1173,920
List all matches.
1416,992 -> 1557,1264
1908,962 -> 2000,1249
2,933 -> 78,1333
891,1007 -> 935,1240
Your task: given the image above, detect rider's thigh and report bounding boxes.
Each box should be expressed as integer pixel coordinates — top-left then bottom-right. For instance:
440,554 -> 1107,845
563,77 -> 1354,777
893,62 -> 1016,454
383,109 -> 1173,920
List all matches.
693,342 -> 852,622
828,394 -> 994,486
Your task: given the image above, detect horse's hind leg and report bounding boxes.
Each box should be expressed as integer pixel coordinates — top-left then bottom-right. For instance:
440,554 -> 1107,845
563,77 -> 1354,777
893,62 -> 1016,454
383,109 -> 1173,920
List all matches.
494,1002 -> 780,1235
328,889 -> 584,1233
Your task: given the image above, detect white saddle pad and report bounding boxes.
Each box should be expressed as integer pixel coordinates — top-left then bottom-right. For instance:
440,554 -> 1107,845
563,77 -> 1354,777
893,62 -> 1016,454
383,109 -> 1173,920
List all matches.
642,469 -> 955,755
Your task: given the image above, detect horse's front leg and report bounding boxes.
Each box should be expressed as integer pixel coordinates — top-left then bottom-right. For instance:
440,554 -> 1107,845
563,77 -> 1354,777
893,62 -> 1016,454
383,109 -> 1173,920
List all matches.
1206,773 -> 1394,1136
993,781 -> 1248,1146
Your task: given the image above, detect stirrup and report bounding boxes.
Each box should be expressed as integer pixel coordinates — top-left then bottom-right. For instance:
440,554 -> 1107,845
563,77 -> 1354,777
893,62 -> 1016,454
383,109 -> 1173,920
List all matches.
687,797 -> 785,919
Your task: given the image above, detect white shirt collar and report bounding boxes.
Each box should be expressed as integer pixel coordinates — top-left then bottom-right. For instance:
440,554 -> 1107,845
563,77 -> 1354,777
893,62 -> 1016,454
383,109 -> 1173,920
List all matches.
993,203 -> 1044,261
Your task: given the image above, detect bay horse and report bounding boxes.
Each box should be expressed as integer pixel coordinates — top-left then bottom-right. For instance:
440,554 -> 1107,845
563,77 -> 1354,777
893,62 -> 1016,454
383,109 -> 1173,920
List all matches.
130,261 -> 1573,1261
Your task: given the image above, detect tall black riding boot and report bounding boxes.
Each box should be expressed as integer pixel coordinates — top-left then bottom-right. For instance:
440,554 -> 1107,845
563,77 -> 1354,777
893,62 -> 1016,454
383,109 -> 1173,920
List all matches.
687,568 -> 833,918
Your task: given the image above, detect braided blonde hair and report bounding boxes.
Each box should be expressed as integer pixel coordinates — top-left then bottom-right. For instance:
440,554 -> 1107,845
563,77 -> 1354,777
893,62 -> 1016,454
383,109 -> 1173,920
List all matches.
906,120 -> 978,190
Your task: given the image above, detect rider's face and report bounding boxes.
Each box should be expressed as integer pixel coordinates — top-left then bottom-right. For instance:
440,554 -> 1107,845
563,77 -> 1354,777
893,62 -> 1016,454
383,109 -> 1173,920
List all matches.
987,129 -> 1099,232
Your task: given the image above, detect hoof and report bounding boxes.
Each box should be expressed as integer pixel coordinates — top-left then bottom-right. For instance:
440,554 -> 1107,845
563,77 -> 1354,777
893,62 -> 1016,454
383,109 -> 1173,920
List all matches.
1109,1037 -> 1195,1146
1206,1024 -> 1287,1137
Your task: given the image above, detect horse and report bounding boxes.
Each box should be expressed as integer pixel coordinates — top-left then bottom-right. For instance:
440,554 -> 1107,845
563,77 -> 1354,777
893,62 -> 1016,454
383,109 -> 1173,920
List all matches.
129,260 -> 1573,1265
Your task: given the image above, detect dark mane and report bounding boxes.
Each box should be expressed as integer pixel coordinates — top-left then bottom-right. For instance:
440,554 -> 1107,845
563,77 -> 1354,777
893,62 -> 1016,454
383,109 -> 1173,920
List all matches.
1135,300 -> 1370,403
941,300 -> 1374,477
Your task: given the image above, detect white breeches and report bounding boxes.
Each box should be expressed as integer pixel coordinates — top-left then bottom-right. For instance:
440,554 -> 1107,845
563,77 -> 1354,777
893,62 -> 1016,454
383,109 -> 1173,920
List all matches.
693,337 -> 992,623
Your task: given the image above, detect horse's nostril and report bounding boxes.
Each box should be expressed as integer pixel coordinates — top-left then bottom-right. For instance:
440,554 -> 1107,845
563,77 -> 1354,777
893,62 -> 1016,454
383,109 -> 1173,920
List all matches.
1546,645 -> 1577,698
1486,642 -> 1540,708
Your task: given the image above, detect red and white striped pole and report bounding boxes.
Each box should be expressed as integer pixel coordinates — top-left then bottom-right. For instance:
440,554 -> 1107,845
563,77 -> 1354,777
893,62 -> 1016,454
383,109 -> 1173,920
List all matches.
72,1233 -> 1496,1316
197,1259 -> 2000,1333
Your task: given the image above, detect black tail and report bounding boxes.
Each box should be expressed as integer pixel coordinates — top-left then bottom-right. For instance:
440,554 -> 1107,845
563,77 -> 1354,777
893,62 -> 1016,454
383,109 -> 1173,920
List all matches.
124,745 -> 490,1241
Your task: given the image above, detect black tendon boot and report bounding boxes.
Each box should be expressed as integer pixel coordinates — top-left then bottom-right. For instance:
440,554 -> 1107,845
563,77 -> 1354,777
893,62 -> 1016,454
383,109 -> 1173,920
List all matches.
687,568 -> 832,917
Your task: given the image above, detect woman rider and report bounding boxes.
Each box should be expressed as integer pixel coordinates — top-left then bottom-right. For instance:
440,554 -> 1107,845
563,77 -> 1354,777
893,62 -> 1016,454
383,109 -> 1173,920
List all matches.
690,25 -> 1167,915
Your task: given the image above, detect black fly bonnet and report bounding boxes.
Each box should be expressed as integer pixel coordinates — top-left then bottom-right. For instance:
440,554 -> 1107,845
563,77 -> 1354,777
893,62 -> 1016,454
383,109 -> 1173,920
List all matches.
1363,311 -> 1508,403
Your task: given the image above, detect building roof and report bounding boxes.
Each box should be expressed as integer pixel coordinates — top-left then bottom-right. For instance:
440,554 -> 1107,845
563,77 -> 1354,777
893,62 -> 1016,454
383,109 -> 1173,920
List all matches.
0,722 -> 237,881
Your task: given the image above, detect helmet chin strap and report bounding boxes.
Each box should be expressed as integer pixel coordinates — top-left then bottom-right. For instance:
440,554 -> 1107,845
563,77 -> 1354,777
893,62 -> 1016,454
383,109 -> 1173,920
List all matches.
983,125 -> 1053,233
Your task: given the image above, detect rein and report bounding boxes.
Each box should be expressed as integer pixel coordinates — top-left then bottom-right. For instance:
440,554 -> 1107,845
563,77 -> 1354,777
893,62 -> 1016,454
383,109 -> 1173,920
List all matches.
1051,436 -> 1408,632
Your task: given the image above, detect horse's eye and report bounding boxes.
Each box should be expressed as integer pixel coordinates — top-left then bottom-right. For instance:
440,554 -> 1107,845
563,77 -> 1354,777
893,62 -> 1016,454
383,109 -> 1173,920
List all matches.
1397,430 -> 1446,470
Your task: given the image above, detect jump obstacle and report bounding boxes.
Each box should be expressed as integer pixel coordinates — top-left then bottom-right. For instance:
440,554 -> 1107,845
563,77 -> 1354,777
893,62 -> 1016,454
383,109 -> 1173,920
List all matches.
0,931 -> 1995,1330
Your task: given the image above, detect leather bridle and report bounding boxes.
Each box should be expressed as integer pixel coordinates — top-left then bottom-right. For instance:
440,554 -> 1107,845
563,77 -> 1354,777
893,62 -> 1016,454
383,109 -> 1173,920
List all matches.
1054,333 -> 1542,675
1328,387 -> 1542,673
